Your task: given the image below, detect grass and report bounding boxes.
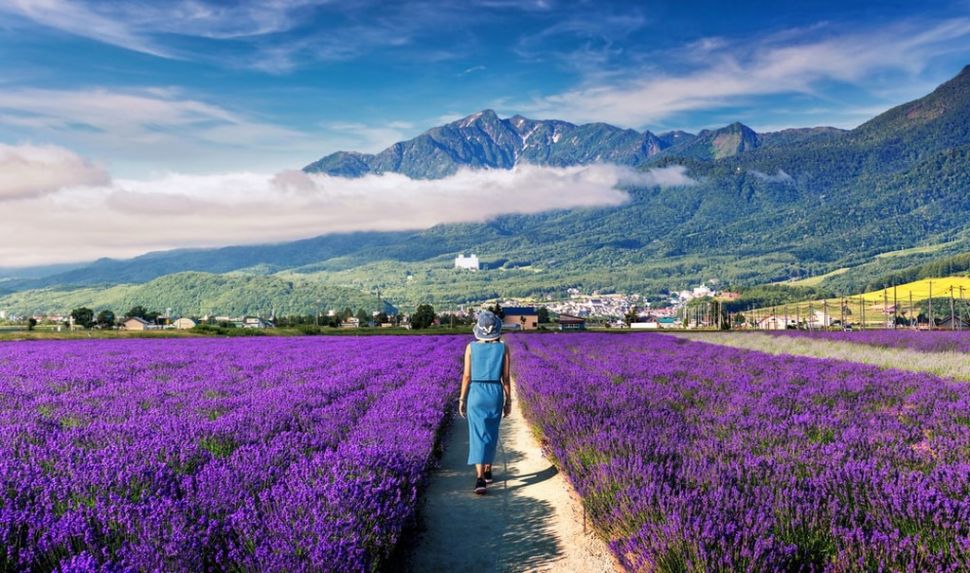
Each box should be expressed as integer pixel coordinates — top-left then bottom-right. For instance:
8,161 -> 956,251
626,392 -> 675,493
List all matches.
874,242 -> 955,259
669,331 -> 970,381
778,267 -> 850,287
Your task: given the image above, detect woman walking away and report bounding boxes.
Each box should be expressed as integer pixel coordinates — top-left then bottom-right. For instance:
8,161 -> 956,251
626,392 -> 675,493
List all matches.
459,310 -> 512,495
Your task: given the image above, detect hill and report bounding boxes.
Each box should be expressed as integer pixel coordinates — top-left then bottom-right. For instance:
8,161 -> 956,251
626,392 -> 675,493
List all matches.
2,66 -> 970,313
0,272 -> 393,317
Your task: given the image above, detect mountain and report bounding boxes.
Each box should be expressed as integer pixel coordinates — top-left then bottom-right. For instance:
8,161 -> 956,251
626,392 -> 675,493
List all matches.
3,66 -> 970,314
656,121 -> 762,160
304,109 -> 673,178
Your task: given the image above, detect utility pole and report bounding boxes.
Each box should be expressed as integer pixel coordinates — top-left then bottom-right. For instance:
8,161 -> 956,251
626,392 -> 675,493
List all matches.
957,285 -> 970,330
883,289 -> 888,329
950,286 -> 956,330
893,284 -> 898,330
929,281 -> 934,331
316,298 -> 321,327
859,296 -> 865,330
909,290 -> 914,329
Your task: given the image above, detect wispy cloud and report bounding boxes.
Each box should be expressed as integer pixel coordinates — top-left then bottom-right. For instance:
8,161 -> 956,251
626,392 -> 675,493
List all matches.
321,121 -> 418,153
517,18 -> 970,127
749,169 -> 794,185
0,0 -> 526,73
0,86 -> 314,172
0,0 -> 327,58
0,161 -> 692,266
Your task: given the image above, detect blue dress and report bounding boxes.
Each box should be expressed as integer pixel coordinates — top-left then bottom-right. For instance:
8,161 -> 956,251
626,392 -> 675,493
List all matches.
467,341 -> 506,465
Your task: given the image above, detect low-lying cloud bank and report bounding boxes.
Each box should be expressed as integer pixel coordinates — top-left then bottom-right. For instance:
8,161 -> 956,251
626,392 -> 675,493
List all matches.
0,144 -> 695,266
0,143 -> 110,200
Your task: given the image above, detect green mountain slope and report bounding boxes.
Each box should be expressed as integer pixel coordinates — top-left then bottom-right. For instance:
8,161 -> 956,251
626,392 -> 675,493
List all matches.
0,272 -> 393,317
2,66 -> 969,313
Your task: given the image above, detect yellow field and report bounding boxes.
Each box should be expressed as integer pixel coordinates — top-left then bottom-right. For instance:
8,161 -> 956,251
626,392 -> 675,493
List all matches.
858,277 -> 970,302
747,276 -> 970,327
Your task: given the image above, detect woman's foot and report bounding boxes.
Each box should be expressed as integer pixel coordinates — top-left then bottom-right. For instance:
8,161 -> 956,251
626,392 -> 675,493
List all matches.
474,477 -> 487,495
483,469 -> 493,484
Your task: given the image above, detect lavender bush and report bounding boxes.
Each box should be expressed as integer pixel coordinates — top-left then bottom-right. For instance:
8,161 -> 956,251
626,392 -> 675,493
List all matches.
512,333 -> 970,571
769,329 -> 970,354
0,336 -> 465,572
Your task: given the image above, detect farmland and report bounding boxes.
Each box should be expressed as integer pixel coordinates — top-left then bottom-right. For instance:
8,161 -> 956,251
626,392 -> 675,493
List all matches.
5,331 -> 970,572
0,336 -> 465,572
512,333 -> 970,571
746,276 -> 970,329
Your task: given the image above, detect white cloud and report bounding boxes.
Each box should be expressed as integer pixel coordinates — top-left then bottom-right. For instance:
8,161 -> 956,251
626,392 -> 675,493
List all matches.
0,0 -> 326,58
518,18 -> 970,127
0,162 -> 675,266
620,165 -> 696,187
0,87 -> 314,174
0,143 -> 110,200
321,121 -> 419,153
750,169 -> 794,184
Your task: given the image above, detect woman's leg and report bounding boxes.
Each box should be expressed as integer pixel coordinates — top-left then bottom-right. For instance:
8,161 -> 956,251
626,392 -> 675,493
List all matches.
475,464 -> 484,478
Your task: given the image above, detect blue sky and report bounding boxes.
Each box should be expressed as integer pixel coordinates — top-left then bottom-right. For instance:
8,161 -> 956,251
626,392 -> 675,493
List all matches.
2,0 -> 969,175
1,1 -> 970,266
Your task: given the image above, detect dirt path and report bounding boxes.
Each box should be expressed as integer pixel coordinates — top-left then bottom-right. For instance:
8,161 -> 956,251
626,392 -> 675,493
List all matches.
400,381 -> 617,573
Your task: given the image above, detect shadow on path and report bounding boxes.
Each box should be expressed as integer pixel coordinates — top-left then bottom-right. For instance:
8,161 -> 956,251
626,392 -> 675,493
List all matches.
394,398 -> 566,572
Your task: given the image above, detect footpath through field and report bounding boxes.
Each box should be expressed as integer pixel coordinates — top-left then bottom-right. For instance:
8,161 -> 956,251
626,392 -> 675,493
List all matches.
400,380 -> 617,573
669,331 -> 970,381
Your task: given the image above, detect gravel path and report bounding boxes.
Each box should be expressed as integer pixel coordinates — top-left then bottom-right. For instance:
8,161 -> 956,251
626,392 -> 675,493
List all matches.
399,381 -> 618,573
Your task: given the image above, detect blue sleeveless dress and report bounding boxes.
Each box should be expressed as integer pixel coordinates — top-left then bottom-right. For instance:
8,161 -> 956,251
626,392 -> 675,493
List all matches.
467,341 -> 506,465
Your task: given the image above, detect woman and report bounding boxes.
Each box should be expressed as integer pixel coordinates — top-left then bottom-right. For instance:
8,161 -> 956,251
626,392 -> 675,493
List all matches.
459,310 -> 512,495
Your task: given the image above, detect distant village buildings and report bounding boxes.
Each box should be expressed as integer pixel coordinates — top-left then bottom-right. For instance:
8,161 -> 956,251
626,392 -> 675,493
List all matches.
501,307 -> 539,330
122,317 -> 153,331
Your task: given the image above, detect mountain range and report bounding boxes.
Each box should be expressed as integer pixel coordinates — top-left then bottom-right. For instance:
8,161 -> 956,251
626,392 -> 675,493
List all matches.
2,66 -> 969,316
303,110 -> 843,178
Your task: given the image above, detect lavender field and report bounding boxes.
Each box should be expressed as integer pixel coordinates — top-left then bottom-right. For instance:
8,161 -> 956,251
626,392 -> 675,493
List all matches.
0,336 -> 465,572
513,333 -> 970,571
770,329 -> 970,354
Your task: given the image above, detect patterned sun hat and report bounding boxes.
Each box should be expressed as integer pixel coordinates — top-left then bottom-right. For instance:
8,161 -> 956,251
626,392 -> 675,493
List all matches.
473,310 -> 502,341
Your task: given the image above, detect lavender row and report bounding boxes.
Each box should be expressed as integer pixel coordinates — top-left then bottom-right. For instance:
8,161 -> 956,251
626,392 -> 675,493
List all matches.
0,336 -> 466,572
511,333 -> 970,571
768,329 -> 970,353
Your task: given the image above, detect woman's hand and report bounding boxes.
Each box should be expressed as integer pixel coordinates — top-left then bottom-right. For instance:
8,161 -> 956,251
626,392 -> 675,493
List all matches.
459,399 -> 467,418
503,400 -> 512,418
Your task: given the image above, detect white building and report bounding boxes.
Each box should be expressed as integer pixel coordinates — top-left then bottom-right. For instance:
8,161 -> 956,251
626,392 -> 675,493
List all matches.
172,318 -> 197,330
454,253 -> 480,271
692,284 -> 715,298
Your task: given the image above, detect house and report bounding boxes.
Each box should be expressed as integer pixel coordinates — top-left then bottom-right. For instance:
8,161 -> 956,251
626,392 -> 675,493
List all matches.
172,318 -> 197,330
122,317 -> 151,331
454,253 -> 480,271
806,309 -> 834,329
657,317 -> 679,329
938,316 -> 970,330
756,315 -> 793,330
243,317 -> 274,329
340,317 -> 361,329
556,314 -> 586,331
502,307 -> 538,330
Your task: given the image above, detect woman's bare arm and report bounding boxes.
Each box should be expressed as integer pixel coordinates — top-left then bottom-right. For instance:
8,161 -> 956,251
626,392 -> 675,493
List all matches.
502,344 -> 512,417
459,344 -> 471,416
